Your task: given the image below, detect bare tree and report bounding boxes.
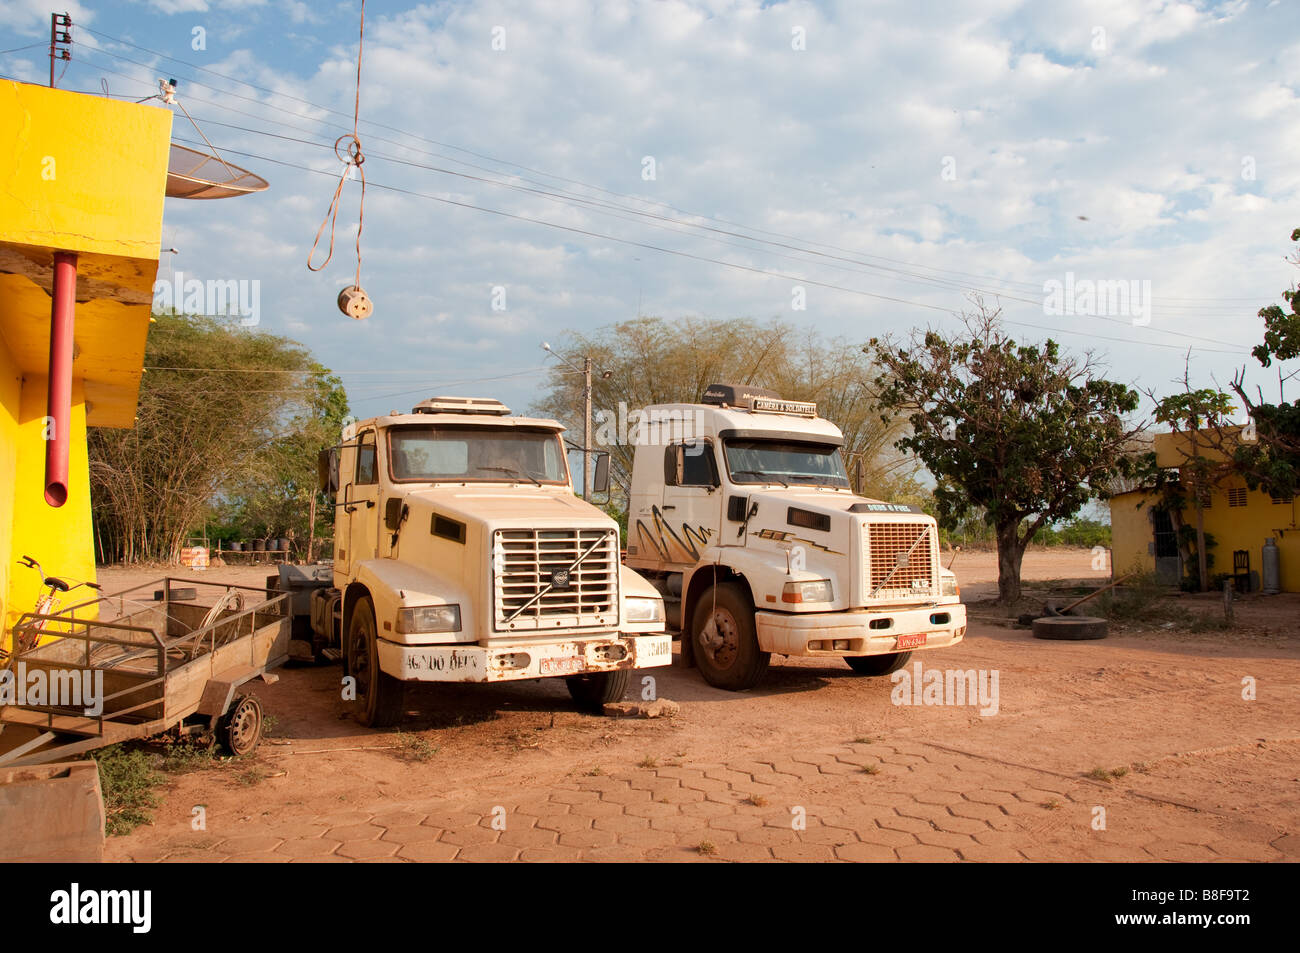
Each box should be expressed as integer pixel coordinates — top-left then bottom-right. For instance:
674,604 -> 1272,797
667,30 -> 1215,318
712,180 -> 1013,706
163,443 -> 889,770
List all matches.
532,316 -> 920,508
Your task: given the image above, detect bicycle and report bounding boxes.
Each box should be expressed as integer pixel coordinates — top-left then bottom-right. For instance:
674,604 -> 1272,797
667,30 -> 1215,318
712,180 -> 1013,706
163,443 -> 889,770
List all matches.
3,555 -> 101,664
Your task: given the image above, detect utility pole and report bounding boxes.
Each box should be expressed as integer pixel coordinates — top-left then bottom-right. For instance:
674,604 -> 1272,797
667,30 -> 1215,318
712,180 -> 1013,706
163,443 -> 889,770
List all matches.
49,13 -> 72,89
583,356 -> 592,501
542,341 -> 601,501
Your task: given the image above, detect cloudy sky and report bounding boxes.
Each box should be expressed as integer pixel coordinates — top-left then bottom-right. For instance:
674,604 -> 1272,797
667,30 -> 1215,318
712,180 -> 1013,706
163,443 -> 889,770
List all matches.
3,0 -> 1298,422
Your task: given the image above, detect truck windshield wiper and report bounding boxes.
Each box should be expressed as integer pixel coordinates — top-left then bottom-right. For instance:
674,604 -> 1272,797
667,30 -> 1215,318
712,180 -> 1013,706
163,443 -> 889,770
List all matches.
731,470 -> 789,487
477,466 -> 541,487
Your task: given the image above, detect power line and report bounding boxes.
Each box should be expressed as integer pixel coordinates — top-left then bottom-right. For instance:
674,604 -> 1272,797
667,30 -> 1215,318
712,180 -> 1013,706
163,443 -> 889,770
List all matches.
38,55 -> 1263,351
65,31 -> 1267,311
0,42 -> 47,56
168,112 -> 1255,349
164,134 -> 1252,358
36,45 -> 1270,351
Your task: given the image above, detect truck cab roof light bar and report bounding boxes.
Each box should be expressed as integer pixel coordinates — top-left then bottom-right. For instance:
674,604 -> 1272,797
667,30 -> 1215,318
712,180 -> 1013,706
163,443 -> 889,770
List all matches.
412,396 -> 511,416
700,383 -> 816,416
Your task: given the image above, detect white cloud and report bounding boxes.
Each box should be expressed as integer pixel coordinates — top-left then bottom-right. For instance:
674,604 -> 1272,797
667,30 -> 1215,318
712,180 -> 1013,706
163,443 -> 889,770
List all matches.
133,0 -> 1300,417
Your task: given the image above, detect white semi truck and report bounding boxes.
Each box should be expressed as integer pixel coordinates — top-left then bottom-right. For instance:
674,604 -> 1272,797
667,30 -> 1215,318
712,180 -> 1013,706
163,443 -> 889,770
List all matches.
624,383 -> 966,691
294,396 -> 671,726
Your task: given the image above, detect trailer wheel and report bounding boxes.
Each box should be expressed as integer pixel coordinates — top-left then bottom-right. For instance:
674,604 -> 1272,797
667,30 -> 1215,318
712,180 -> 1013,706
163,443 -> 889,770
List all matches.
348,595 -> 405,728
220,694 -> 263,756
566,669 -> 631,712
691,582 -> 769,691
844,652 -> 912,676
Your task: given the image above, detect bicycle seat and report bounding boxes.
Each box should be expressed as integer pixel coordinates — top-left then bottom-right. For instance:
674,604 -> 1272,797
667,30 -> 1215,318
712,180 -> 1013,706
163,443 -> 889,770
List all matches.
43,576 -> 71,592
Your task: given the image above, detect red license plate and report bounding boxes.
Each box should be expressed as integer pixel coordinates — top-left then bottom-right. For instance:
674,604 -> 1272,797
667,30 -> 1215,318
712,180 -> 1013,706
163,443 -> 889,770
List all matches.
896,632 -> 928,650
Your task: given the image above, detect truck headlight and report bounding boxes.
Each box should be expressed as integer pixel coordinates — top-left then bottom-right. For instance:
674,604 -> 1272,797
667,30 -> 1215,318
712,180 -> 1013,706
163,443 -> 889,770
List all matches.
781,579 -> 833,604
941,577 -> 960,597
624,597 -> 664,623
397,604 -> 461,634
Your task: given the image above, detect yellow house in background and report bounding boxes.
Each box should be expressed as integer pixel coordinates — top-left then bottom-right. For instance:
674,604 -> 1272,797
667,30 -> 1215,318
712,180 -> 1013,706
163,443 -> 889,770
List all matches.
0,81 -> 172,647
1110,429 -> 1300,592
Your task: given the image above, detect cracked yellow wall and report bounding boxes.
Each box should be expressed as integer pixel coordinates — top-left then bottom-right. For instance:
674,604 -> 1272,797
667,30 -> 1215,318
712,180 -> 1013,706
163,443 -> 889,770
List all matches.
0,81 -> 170,259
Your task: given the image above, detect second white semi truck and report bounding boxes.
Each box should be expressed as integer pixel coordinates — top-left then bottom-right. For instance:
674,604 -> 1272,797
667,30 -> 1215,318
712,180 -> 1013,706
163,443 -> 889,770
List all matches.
624,383 -> 967,690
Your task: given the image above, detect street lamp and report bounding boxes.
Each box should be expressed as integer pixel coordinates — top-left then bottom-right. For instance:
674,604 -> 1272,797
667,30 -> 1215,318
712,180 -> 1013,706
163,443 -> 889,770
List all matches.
541,342 -> 610,501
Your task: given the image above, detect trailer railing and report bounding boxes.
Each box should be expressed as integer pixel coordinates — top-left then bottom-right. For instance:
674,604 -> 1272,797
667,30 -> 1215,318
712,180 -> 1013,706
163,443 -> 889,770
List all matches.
3,578 -> 289,739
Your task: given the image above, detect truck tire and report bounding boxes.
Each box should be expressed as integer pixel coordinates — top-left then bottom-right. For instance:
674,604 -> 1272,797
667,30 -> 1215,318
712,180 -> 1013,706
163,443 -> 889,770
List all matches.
691,582 -> 769,691
844,652 -> 912,676
566,669 -> 631,712
1032,616 -> 1108,641
347,595 -> 405,728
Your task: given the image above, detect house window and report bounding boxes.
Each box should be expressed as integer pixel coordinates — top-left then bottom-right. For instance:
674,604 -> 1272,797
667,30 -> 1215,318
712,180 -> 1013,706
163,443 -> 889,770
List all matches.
1271,493 -> 1294,505
1227,487 -> 1248,507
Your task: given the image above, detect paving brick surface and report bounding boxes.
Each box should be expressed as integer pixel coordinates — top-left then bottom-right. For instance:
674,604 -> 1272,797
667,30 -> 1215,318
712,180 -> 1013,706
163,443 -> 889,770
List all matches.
107,733 -> 1298,862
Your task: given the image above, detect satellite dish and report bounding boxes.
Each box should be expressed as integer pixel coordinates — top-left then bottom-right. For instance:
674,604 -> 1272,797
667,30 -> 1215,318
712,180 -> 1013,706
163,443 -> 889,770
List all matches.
166,142 -> 269,200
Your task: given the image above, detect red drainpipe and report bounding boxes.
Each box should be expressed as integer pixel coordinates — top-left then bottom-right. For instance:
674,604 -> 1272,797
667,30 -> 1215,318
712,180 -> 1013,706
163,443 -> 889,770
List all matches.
45,251 -> 77,508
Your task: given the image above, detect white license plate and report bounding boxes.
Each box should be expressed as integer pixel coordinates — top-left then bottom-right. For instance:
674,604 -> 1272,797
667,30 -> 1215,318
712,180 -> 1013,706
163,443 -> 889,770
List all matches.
540,656 -> 587,676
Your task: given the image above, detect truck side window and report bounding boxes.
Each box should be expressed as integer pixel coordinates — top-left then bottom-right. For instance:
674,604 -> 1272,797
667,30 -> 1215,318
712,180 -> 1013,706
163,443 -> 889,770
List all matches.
679,440 -> 718,487
355,431 -> 378,485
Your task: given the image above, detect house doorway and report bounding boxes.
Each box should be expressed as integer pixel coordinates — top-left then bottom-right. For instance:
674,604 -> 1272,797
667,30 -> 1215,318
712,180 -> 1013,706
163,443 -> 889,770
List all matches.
1152,508 -> 1180,585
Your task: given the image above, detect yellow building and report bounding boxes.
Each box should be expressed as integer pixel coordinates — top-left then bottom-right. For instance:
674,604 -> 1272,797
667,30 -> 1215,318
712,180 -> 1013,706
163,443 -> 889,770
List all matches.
0,81 -> 172,646
1109,430 -> 1300,592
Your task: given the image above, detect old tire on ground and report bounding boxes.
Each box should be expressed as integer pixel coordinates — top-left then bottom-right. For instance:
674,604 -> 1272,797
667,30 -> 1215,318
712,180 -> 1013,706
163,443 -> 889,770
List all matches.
844,651 -> 913,676
219,693 -> 263,756
1032,615 -> 1109,641
348,595 -> 406,727
566,669 -> 632,712
691,582 -> 769,691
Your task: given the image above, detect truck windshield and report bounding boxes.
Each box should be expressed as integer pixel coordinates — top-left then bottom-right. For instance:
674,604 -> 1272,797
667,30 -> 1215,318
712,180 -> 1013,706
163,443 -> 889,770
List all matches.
388,426 -> 568,484
723,439 -> 850,487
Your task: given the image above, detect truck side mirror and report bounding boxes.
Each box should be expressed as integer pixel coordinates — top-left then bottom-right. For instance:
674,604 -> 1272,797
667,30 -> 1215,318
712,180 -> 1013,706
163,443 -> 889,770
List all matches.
318,448 -> 339,497
663,445 -> 683,486
592,452 -> 611,494
384,497 -> 407,531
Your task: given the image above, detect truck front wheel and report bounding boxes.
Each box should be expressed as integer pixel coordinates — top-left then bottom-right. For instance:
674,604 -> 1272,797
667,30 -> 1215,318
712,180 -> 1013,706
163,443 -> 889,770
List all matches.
691,582 -> 769,691
566,669 -> 631,712
347,595 -> 405,728
844,652 -> 912,676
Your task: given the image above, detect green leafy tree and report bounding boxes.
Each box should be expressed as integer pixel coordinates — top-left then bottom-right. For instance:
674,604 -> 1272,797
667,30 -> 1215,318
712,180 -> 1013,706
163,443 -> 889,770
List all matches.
1230,226 -> 1300,497
866,300 -> 1144,603
215,363 -> 349,558
90,314 -> 347,563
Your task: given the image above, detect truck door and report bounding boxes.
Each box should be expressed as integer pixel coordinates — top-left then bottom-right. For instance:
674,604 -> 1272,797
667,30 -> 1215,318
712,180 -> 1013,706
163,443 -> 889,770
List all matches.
342,429 -> 381,571
653,439 -> 722,568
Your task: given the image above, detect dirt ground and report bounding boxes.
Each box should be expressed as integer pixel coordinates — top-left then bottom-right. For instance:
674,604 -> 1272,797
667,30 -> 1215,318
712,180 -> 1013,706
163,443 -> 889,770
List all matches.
78,549 -> 1300,862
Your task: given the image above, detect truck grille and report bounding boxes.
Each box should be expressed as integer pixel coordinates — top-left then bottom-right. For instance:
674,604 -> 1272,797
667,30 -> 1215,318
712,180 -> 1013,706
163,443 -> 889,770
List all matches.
863,522 -> 938,601
493,528 -> 619,631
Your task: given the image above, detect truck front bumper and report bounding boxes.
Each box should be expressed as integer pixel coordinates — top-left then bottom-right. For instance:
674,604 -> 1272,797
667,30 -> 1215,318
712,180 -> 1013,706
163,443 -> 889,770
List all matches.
755,604 -> 966,657
377,632 -> 673,683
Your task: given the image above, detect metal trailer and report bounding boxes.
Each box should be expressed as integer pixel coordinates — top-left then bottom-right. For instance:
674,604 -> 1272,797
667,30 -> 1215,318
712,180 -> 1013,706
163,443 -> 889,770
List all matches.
0,579 -> 291,768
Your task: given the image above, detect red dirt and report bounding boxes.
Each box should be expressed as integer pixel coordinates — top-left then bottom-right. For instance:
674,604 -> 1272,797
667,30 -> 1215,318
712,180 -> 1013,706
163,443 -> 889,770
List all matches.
87,550 -> 1300,862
